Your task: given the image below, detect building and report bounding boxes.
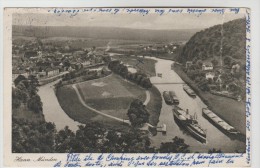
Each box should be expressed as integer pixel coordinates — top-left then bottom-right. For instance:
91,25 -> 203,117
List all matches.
205,72 -> 215,80
231,63 -> 241,74
202,62 -> 213,71
45,68 -> 60,77
82,60 -> 91,67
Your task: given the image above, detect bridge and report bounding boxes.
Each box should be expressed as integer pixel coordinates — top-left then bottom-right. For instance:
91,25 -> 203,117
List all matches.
152,82 -> 186,85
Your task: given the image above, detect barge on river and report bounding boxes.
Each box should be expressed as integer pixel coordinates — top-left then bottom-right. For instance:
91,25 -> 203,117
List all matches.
202,108 -> 240,136
183,84 -> 196,97
163,91 -> 179,105
169,91 -> 179,104
173,106 -> 206,143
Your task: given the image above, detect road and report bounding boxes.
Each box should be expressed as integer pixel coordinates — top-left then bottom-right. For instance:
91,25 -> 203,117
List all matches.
143,91 -> 150,106
72,84 -> 131,125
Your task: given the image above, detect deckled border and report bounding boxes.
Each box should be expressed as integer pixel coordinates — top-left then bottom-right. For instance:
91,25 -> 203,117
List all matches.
4,7 -> 251,167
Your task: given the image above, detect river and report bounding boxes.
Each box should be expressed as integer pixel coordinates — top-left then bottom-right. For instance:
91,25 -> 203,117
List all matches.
38,80 -> 81,132
149,57 -> 245,153
38,56 -> 245,152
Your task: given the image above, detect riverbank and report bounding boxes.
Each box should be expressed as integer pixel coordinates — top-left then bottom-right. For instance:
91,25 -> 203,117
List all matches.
172,64 -> 246,135
111,54 -> 157,77
38,71 -> 68,85
146,86 -> 162,126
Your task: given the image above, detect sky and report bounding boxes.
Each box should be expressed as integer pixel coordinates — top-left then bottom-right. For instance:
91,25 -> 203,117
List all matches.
12,10 -> 245,30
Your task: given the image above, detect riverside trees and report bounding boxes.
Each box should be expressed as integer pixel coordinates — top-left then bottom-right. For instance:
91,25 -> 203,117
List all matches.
13,75 -> 42,113
108,60 -> 152,89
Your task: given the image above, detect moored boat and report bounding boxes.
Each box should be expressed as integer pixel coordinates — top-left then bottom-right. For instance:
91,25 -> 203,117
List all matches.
183,84 -> 196,97
169,91 -> 179,104
163,91 -> 174,105
202,108 -> 240,135
173,106 -> 206,143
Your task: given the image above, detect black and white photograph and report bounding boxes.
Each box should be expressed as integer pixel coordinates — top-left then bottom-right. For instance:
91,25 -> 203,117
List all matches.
3,7 -> 252,167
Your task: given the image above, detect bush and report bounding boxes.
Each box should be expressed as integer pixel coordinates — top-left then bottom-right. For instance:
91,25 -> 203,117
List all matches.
127,99 -> 150,128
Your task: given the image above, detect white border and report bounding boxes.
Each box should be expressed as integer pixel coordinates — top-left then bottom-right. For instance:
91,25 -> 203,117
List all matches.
1,1 -> 260,168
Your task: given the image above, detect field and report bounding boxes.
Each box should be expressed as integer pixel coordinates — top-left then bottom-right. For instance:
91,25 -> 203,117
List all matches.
76,74 -> 146,119
56,84 -> 130,130
57,73 -> 163,128
145,86 -> 163,126
111,55 -> 157,77
57,74 -> 146,124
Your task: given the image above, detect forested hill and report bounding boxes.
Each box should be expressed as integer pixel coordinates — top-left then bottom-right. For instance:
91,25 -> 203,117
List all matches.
178,18 -> 246,63
13,25 -> 198,43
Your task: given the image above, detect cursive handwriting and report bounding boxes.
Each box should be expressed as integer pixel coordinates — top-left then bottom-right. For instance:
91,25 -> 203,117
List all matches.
47,8 -> 243,17
49,153 -> 246,167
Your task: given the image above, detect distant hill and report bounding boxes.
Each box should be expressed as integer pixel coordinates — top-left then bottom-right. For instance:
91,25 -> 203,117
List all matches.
178,18 -> 246,63
12,25 -> 198,43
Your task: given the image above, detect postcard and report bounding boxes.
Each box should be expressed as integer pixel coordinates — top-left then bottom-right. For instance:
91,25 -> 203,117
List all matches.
3,7 -> 251,167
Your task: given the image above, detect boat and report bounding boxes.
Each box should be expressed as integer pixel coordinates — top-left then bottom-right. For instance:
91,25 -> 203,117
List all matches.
163,91 -> 174,105
183,84 -> 196,97
157,73 -> 162,77
202,108 -> 240,135
169,91 -> 179,104
173,106 -> 206,143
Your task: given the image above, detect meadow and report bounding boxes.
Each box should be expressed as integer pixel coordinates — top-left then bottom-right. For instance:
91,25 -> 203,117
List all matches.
76,74 -> 146,119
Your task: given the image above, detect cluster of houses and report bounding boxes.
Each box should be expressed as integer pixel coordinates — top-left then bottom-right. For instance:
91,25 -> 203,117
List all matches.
184,59 -> 243,97
142,43 -> 181,54
12,39 -> 105,81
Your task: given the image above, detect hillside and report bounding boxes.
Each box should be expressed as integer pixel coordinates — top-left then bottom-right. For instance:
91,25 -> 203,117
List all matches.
12,25 -> 198,43
178,18 -> 246,63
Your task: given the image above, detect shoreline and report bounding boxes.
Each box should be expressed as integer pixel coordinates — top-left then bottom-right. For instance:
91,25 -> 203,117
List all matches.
172,64 -> 246,136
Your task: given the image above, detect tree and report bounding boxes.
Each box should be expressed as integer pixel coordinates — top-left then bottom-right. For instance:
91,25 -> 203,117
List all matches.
119,64 -> 128,78
223,56 -> 232,66
12,98 -> 21,109
27,95 -> 43,113
159,136 -> 190,153
102,56 -> 111,63
12,118 -> 56,153
55,126 -> 76,153
27,75 -> 39,96
197,60 -> 203,68
127,99 -> 150,127
142,78 -> 152,89
211,59 -> 219,67
28,75 -> 39,87
13,87 -> 28,104
14,75 -> 27,86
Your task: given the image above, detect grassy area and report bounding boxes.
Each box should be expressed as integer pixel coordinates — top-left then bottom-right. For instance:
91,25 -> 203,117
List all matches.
56,85 -> 130,129
56,73 -> 163,129
146,86 -> 163,126
173,64 -> 246,135
76,74 -> 146,119
112,55 -> 157,77
77,75 -> 138,99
